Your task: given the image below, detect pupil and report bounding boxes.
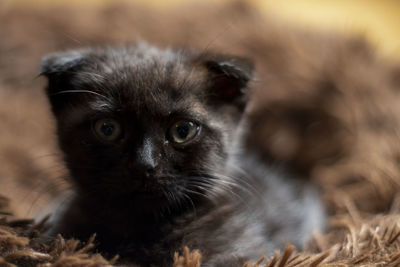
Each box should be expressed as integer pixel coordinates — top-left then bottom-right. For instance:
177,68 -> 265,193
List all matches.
177,123 -> 190,139
101,123 -> 114,136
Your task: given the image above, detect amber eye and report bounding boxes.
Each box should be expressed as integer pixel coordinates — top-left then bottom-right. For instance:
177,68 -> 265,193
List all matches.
94,119 -> 122,141
168,120 -> 200,144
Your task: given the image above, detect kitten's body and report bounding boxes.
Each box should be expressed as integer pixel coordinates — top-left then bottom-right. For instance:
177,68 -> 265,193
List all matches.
41,44 -> 324,266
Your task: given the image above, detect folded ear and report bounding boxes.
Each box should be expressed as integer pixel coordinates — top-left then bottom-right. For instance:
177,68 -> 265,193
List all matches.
202,54 -> 254,110
40,50 -> 87,115
41,50 -> 88,93
41,50 -> 86,77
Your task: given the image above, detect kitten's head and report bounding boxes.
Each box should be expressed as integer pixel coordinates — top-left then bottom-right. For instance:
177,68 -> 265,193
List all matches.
41,44 -> 253,213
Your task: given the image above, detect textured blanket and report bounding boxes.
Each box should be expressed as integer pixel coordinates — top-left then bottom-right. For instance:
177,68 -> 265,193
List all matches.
1,1 -> 400,266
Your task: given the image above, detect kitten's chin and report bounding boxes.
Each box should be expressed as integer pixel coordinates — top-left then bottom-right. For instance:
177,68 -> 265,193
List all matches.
132,191 -> 164,201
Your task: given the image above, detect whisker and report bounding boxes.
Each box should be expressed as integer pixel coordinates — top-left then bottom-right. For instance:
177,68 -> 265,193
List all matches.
183,187 -> 218,205
51,89 -> 109,100
181,191 -> 197,217
186,172 -> 260,206
212,172 -> 263,199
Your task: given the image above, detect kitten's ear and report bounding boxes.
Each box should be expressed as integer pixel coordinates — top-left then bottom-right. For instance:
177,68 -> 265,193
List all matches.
41,50 -> 86,77
40,51 -> 87,115
202,54 -> 254,110
40,51 -> 87,93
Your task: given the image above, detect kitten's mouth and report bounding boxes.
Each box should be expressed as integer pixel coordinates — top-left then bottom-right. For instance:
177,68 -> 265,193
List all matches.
131,183 -> 165,199
119,176 -> 172,201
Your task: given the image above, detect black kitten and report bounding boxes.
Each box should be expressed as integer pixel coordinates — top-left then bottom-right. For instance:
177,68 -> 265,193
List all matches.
41,43 -> 324,266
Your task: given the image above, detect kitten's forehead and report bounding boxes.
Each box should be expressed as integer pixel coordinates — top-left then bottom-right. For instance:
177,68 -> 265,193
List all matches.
80,45 -> 208,117
81,46 -> 188,83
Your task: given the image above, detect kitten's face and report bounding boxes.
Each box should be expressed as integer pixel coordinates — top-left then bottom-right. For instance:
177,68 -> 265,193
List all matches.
42,44 -> 252,212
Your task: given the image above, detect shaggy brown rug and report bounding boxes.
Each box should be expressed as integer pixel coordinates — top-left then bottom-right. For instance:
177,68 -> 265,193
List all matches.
1,1 -> 400,266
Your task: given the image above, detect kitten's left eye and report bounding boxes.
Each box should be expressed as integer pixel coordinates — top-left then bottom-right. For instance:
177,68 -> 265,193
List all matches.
168,120 -> 200,144
93,119 -> 122,141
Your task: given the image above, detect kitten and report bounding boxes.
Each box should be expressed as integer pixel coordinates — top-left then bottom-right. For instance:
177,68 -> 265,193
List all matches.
40,43 -> 325,266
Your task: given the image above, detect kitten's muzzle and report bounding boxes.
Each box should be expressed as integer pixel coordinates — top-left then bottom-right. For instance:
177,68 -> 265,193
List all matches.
131,179 -> 167,200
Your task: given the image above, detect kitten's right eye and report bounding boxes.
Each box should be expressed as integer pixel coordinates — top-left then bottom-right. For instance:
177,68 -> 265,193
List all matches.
93,119 -> 122,142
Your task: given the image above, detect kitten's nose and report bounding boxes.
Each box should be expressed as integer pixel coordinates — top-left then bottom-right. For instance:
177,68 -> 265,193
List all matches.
135,137 -> 160,177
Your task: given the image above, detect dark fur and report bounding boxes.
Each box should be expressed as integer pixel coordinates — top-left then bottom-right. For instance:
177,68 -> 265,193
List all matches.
41,44 -> 324,266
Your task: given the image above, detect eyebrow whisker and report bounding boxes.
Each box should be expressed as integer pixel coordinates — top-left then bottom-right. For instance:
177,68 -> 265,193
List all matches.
51,90 -> 109,100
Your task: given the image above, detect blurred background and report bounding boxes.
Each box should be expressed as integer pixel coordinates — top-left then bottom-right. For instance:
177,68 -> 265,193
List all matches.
4,0 -> 400,58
